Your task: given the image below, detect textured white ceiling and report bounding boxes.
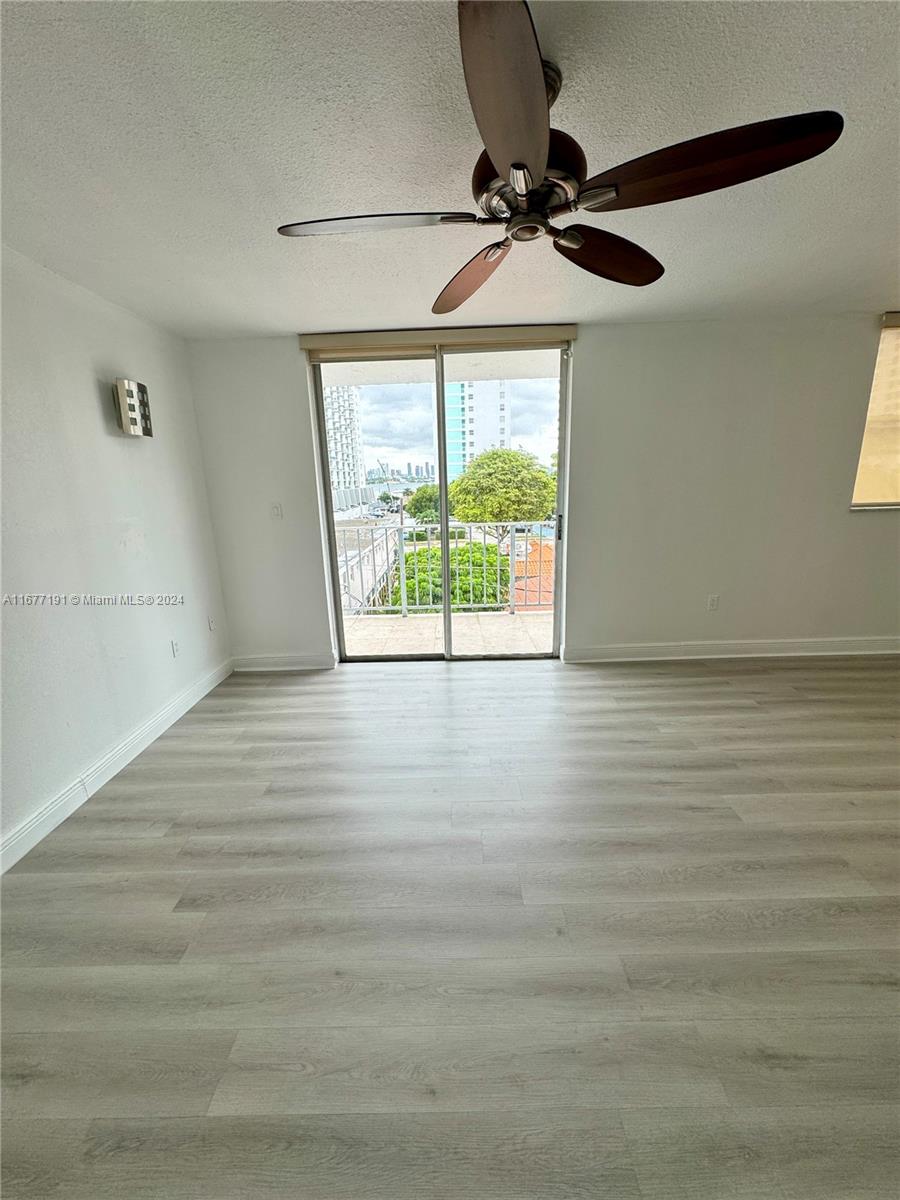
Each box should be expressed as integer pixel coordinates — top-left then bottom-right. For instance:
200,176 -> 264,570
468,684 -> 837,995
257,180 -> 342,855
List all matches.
3,1 -> 898,338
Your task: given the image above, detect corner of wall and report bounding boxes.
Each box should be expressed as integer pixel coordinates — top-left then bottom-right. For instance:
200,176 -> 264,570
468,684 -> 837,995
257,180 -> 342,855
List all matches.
1,658 -> 232,872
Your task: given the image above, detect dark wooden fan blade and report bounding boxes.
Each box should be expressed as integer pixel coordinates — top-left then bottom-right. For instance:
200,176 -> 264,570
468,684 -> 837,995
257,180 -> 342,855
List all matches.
432,240 -> 512,314
278,213 -> 479,236
554,225 -> 664,286
458,1 -> 549,187
579,111 -> 844,212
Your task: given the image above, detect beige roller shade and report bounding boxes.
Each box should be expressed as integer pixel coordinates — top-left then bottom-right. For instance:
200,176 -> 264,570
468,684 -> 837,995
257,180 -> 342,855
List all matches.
300,325 -> 576,363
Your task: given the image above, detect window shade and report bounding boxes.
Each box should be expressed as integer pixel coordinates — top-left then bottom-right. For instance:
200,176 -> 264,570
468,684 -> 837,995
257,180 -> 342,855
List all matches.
851,316 -> 900,508
300,325 -> 576,363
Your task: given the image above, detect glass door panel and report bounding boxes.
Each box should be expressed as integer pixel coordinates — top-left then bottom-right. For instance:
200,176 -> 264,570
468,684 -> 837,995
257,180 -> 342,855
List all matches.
319,358 -> 445,659
442,349 -> 562,657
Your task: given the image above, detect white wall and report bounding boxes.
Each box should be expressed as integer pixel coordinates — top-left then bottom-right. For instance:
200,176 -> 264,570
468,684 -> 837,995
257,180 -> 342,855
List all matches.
1,250 -> 230,864
187,337 -> 335,670
185,318 -> 897,669
563,316 -> 899,659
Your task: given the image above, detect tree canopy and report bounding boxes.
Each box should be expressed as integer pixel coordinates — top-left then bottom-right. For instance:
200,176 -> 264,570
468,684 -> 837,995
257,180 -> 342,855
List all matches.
389,543 -> 509,609
404,483 -> 440,524
448,449 -> 556,523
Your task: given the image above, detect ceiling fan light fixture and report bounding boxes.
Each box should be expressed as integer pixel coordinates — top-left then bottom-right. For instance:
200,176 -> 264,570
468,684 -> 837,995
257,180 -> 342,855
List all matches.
506,211 -> 549,241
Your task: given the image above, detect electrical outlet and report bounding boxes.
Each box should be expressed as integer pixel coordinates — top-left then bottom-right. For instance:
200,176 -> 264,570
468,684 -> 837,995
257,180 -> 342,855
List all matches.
706,593 -> 720,612
270,502 -> 284,520
171,639 -> 179,658
207,616 -> 216,632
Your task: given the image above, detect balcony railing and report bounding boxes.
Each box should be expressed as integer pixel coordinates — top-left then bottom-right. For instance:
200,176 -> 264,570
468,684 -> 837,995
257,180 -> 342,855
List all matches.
335,521 -> 555,616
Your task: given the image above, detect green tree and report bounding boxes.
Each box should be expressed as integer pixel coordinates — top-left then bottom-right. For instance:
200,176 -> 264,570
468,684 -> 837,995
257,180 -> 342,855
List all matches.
448,449 -> 556,524
389,543 -> 509,610
404,483 -> 440,524
378,491 -> 393,506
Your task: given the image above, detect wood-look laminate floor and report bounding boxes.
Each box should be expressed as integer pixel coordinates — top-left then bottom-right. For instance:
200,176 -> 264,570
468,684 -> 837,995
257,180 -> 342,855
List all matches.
3,656 -> 899,1199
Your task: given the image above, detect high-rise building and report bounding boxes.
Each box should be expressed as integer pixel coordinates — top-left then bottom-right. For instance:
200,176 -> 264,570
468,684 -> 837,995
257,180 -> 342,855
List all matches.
406,461 -> 412,478
444,382 -> 467,480
444,380 -> 509,480
323,384 -> 365,490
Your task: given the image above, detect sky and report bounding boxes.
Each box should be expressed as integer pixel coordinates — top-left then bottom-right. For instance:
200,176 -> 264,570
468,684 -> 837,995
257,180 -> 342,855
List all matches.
358,378 -> 560,476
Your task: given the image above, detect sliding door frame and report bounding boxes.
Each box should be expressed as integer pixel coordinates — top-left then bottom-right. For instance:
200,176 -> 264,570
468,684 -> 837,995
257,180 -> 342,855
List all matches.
553,343 -> 571,660
312,360 -> 351,662
433,347 -> 455,659
311,353 -> 444,664
310,338 -> 571,663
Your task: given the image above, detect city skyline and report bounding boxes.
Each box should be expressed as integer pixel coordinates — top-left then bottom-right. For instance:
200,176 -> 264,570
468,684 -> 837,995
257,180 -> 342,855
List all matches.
366,462 -> 435,482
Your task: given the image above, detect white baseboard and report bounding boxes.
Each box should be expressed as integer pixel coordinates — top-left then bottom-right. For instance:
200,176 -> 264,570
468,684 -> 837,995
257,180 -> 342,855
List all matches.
1,659 -> 233,873
231,653 -> 336,672
562,636 -> 900,663
0,779 -> 90,875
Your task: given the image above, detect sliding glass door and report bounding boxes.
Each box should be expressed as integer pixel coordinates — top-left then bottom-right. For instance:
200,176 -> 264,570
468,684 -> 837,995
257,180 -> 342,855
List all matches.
317,357 -> 447,658
314,342 -> 567,661
443,348 -> 562,657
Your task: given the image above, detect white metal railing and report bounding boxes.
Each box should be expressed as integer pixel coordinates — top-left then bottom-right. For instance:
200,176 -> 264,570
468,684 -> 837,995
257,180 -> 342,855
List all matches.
335,521 -> 555,616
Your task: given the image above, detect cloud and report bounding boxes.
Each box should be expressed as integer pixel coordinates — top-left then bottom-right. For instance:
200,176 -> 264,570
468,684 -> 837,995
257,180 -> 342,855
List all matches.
505,379 -> 560,444
356,377 -> 559,471
358,384 -> 436,469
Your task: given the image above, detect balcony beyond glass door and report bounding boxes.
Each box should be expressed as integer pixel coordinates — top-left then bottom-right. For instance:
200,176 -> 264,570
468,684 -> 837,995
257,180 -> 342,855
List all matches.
442,349 -> 561,657
320,359 -> 445,658
319,347 -> 563,660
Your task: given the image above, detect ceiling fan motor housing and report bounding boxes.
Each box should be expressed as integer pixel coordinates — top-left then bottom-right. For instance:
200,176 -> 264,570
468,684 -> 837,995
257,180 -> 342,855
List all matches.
472,128 -> 588,219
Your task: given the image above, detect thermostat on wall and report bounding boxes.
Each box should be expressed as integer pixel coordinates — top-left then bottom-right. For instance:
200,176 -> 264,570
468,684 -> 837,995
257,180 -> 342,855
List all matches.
113,379 -> 152,437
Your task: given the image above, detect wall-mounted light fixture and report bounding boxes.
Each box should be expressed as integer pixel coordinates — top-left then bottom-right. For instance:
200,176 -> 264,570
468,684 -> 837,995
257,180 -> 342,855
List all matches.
113,379 -> 152,437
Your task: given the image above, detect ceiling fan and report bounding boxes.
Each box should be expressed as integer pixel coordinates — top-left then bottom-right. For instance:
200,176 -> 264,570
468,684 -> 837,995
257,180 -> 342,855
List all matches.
278,0 -> 843,315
